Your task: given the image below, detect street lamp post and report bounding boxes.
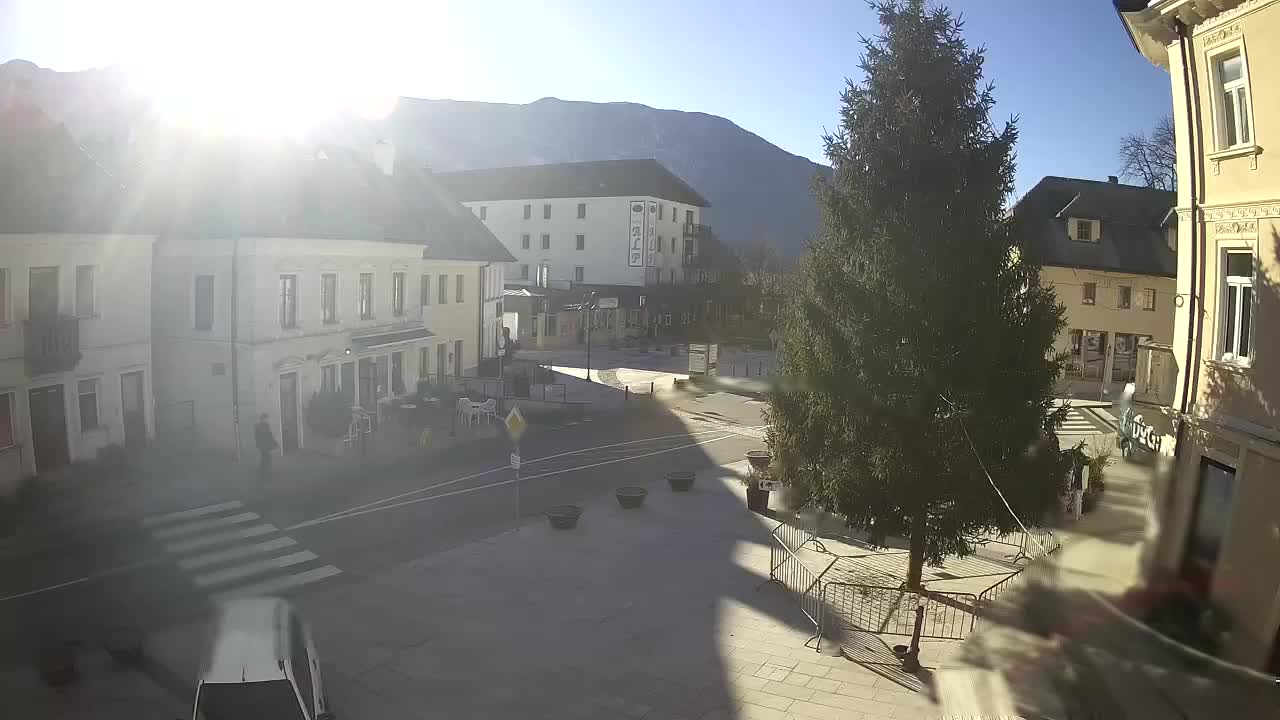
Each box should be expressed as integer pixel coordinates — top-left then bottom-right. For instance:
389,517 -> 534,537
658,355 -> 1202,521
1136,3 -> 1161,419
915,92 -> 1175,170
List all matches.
583,291 -> 597,383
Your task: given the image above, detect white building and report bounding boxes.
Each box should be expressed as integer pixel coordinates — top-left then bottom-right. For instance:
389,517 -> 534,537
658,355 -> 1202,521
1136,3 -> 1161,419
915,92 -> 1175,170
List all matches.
437,159 -> 712,289
1,102 -> 155,496
148,138 -> 513,456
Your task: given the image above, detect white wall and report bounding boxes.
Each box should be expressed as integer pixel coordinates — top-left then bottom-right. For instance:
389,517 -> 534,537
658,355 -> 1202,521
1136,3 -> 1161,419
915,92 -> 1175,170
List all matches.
153,236 -> 488,453
0,234 -> 155,483
464,196 -> 702,288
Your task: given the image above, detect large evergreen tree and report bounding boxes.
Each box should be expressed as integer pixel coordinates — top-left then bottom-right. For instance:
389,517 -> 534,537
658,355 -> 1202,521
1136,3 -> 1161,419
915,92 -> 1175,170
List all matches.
766,0 -> 1067,590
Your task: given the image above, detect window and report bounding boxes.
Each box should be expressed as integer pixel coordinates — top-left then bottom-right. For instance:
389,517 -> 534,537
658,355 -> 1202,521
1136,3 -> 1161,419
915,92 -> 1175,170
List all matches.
541,234 -> 551,250
1221,251 -> 1254,363
1216,52 -> 1252,149
392,272 -> 405,316
438,274 -> 448,304
359,273 -> 374,319
77,379 -> 99,431
1082,282 -> 1096,305
670,237 -> 675,253
0,268 -> 7,325
0,392 -> 13,448
574,266 -> 584,282
669,268 -> 675,284
479,206 -> 487,220
657,235 -> 663,253
543,203 -> 552,219
520,264 -> 529,280
521,234 -> 530,250
194,274 -> 215,330
1182,458 -> 1237,597
1118,286 -> 1132,309
321,273 -> 337,324
321,364 -> 337,393
420,274 -> 431,306
1141,288 -> 1156,311
575,234 -> 585,250
418,346 -> 430,378
627,309 -> 640,328
1074,219 -> 1093,242
75,265 -> 95,317
523,204 -> 531,219
279,274 -> 298,328
537,263 -> 550,288
456,274 -> 464,303
685,209 -> 694,225
659,204 -> 664,220
391,351 -> 405,394
577,202 -> 586,219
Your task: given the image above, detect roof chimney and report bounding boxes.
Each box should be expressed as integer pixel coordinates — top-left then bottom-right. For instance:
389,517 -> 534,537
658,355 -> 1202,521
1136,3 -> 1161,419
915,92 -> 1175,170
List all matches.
1107,175 -> 1118,184
373,139 -> 395,176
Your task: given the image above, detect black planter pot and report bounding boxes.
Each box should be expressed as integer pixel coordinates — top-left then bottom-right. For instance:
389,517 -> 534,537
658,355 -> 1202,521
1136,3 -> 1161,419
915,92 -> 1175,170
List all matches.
545,505 -> 582,529
615,487 -> 647,509
666,471 -> 695,492
104,626 -> 144,665
34,643 -> 76,687
892,644 -> 909,659
746,486 -> 771,513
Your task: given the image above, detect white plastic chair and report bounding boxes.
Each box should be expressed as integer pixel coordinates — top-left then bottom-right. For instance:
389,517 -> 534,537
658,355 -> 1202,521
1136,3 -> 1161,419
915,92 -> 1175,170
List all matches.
456,397 -> 473,425
476,399 -> 497,424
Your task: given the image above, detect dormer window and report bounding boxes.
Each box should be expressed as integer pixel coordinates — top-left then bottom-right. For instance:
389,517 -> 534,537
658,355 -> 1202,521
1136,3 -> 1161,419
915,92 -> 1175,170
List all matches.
1073,218 -> 1094,242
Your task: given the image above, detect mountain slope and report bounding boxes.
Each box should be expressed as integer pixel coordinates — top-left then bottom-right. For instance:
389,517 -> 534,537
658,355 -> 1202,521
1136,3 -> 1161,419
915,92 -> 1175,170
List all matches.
2,60 -> 825,255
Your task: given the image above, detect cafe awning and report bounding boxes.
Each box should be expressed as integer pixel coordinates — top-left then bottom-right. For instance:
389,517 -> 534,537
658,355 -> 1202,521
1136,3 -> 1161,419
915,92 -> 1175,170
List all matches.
351,326 -> 436,352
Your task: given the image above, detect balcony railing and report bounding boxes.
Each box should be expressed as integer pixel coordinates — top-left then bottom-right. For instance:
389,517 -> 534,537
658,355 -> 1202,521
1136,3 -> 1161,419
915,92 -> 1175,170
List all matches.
683,223 -> 713,239
25,315 -> 81,376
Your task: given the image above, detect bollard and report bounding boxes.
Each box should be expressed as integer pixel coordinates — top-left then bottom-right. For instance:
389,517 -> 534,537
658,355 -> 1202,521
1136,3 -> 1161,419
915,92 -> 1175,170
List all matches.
758,361 -> 763,376
650,381 -> 655,394
902,605 -> 925,673
625,386 -> 630,401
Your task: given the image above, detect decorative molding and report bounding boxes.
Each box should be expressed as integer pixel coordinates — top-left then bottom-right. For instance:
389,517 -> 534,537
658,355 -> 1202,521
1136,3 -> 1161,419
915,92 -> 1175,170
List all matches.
1201,23 -> 1242,47
1194,0 -> 1275,37
1213,219 -> 1258,237
1176,202 -> 1280,222
1207,144 -> 1262,174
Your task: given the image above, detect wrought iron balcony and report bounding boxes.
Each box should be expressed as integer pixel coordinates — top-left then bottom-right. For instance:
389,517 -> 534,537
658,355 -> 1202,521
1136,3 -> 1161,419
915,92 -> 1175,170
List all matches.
683,223 -> 714,239
25,315 -> 81,376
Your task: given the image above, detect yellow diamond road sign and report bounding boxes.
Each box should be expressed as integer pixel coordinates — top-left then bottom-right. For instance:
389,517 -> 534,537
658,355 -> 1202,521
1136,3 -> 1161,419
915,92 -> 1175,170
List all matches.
504,405 -> 527,443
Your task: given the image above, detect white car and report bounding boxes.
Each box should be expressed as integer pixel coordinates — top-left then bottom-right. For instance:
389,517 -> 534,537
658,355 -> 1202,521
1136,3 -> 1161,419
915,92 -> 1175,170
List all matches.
193,597 -> 333,720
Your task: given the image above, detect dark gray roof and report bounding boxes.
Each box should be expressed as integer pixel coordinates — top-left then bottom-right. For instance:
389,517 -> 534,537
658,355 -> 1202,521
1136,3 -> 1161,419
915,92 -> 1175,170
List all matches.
0,104 -> 144,234
436,159 -> 710,207
1012,176 -> 1176,278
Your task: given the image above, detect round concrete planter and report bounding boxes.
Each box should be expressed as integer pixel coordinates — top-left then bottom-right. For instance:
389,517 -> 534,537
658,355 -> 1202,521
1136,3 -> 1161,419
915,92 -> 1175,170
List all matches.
545,505 -> 583,530
666,471 -> 695,492
746,449 -> 772,472
615,487 -> 648,509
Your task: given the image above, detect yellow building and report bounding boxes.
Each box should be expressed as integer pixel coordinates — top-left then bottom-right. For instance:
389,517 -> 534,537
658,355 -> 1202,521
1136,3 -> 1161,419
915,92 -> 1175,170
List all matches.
1013,176 -> 1177,398
1118,0 -> 1280,673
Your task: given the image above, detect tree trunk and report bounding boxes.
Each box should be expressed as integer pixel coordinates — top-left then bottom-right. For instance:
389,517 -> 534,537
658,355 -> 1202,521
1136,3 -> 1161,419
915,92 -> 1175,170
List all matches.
905,509 -> 927,591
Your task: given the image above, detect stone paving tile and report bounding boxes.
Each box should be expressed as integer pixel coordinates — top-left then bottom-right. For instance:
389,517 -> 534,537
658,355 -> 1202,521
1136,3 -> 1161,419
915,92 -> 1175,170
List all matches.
731,672 -> 771,690
780,672 -> 813,687
834,680 -> 881,699
761,680 -> 816,701
754,665 -> 793,681
739,702 -> 791,720
792,661 -> 832,677
735,688 -> 796,711
785,699 -> 864,720
804,677 -> 842,693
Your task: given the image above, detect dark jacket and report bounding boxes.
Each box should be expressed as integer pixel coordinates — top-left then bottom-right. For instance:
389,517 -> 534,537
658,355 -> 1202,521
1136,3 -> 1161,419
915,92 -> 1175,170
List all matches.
254,420 -> 277,451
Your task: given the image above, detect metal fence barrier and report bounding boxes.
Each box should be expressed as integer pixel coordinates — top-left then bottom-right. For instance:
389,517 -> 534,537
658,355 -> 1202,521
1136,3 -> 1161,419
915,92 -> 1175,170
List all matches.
768,520 -> 833,627
976,526 -> 1061,562
819,583 -> 979,643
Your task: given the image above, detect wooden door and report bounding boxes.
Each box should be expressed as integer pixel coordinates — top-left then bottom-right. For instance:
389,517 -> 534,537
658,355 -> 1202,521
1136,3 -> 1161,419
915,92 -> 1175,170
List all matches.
120,371 -> 147,448
279,372 -> 299,452
28,384 -> 68,473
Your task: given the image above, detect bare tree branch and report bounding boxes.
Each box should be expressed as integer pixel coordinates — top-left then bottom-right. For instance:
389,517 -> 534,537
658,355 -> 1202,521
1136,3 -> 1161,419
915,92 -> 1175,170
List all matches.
1118,114 -> 1176,191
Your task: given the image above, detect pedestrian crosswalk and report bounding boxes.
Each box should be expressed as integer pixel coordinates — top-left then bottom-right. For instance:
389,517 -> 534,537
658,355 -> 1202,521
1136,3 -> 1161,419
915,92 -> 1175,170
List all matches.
1056,408 -> 1100,438
143,501 -> 341,602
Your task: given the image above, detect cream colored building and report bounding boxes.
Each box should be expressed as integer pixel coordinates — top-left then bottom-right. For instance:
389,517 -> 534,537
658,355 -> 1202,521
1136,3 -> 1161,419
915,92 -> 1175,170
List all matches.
1012,176 -> 1177,397
0,100 -> 155,498
148,139 -> 512,456
1119,0 -> 1280,673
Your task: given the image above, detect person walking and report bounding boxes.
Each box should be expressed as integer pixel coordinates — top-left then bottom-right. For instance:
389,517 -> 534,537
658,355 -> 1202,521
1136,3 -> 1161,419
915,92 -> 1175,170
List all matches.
254,413 -> 277,480
1069,448 -> 1090,521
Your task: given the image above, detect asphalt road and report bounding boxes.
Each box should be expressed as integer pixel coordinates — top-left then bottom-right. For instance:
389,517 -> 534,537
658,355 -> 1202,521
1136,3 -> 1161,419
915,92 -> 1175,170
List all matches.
0,400 -> 761,671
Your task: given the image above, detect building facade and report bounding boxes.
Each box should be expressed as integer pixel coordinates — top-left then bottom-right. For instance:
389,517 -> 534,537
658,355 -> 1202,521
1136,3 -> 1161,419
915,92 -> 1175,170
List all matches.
1,101 -> 155,497
1118,0 -> 1280,673
149,140 -> 512,456
1013,176 -> 1178,397
437,159 -> 711,289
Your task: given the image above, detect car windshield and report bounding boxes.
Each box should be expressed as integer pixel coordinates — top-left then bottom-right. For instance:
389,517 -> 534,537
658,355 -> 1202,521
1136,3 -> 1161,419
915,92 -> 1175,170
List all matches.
196,680 -> 304,720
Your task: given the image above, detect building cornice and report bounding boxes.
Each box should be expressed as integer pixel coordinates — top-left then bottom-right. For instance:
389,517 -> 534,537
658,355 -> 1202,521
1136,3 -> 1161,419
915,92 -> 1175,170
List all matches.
1116,0 -> 1254,67
1175,200 -> 1280,222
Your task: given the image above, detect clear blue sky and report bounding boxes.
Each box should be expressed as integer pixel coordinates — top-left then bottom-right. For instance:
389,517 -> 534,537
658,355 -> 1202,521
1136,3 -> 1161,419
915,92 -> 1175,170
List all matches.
1,0 -> 1172,196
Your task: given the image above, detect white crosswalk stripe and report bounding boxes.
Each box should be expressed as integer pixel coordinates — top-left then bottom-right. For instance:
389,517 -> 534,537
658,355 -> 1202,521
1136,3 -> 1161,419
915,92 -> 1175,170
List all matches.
1057,409 -> 1100,436
144,502 -> 341,598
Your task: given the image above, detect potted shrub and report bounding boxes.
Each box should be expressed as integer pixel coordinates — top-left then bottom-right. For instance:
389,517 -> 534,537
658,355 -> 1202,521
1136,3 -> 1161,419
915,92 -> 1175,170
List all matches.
615,486 -> 647,509
545,505 -> 582,529
666,470 -> 695,492
744,450 -> 774,513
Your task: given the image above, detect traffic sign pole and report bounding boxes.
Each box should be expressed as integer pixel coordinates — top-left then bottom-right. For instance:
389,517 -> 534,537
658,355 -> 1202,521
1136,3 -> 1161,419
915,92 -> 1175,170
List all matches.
513,444 -> 521,525
505,406 -> 528,527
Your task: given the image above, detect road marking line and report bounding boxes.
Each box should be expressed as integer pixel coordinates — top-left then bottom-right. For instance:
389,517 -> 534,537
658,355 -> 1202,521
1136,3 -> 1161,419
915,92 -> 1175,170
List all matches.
151,512 -> 261,539
291,433 -> 737,530
179,537 -> 299,570
142,501 -> 244,527
0,558 -> 161,603
193,551 -> 319,588
304,428 -> 732,524
165,524 -> 278,554
212,565 -> 342,602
